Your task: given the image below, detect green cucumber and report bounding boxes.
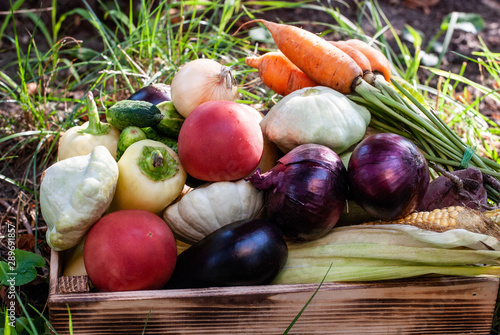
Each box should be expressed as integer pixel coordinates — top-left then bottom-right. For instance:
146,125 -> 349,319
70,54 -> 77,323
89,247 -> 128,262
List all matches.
154,101 -> 185,137
141,126 -> 161,139
116,126 -> 148,160
106,100 -> 163,130
142,127 -> 178,153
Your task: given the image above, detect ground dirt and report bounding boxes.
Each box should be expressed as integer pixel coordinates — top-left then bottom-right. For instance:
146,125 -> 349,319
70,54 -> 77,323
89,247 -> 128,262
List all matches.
1,0 -> 500,326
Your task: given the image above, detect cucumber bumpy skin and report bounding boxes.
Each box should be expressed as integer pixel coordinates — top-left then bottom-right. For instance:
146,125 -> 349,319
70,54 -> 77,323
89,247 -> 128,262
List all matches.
154,100 -> 185,137
116,126 -> 148,160
106,100 -> 164,130
142,127 -> 178,153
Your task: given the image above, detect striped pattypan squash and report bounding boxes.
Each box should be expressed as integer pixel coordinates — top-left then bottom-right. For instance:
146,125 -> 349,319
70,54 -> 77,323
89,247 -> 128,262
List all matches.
163,179 -> 264,244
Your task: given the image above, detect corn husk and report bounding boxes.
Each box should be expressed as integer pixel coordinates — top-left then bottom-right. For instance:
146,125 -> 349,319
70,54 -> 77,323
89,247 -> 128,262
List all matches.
273,224 -> 500,284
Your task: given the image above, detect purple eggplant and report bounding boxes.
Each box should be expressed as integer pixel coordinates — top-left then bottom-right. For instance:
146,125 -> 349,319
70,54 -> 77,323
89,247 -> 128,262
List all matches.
165,218 -> 288,289
127,83 -> 171,105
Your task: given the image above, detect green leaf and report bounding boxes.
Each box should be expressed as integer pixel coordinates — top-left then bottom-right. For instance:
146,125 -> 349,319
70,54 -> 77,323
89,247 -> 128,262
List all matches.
440,12 -> 484,34
283,264 -> 332,334
402,25 -> 423,47
1,309 -> 15,335
0,250 -> 45,287
390,76 -> 429,108
424,66 -> 500,105
53,8 -> 92,42
0,327 -> 18,335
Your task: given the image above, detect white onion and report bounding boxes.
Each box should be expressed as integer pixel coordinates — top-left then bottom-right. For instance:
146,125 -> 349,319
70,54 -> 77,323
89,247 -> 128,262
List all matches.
170,58 -> 239,118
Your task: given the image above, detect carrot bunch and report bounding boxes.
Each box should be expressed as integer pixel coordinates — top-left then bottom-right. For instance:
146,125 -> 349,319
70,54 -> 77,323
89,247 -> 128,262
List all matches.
239,19 -> 500,202
245,51 -> 318,96
241,19 -> 391,96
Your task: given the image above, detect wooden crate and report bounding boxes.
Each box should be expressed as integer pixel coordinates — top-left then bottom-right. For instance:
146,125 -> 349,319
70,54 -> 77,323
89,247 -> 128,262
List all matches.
48,249 -> 500,335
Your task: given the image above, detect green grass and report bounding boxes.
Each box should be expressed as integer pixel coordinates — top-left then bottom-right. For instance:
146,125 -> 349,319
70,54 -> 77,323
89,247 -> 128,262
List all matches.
1,0 -> 500,334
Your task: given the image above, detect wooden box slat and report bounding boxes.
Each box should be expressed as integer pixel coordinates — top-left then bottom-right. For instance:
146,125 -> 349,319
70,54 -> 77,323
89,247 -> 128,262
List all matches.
48,250 -> 500,335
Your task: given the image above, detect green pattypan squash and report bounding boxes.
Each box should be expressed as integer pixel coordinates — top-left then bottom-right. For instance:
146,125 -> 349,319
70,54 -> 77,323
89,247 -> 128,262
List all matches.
40,145 -> 119,251
260,86 -> 371,154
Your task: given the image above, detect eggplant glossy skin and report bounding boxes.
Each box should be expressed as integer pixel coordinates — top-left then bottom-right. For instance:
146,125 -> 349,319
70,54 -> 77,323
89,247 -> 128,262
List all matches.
127,83 -> 171,105
165,219 -> 288,289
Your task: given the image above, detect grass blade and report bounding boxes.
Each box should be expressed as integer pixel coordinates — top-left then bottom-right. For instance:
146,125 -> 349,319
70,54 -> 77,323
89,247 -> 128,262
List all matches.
282,263 -> 332,334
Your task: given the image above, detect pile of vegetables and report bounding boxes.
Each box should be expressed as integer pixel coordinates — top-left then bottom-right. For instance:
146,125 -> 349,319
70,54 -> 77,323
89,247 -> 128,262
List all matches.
39,18 -> 500,293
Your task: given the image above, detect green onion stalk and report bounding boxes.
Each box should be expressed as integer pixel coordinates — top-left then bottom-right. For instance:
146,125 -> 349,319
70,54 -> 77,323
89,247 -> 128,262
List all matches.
348,76 -> 500,203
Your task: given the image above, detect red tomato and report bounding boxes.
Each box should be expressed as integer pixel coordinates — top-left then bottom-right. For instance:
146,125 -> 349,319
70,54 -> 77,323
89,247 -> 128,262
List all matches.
83,210 -> 177,292
177,100 -> 264,181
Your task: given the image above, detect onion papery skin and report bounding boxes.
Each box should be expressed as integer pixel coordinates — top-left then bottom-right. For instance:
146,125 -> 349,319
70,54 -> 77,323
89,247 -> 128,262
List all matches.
247,143 -> 349,241
347,133 -> 430,220
417,167 -> 487,211
170,59 -> 239,118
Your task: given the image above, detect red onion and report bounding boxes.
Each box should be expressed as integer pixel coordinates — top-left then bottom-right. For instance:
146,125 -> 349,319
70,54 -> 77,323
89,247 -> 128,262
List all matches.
247,143 -> 348,241
417,167 -> 487,211
347,133 -> 430,219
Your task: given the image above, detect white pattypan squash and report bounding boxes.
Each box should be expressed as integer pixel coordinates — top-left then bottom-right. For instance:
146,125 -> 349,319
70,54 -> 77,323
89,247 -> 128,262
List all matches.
260,86 -> 371,154
40,146 -> 119,251
163,179 -> 264,244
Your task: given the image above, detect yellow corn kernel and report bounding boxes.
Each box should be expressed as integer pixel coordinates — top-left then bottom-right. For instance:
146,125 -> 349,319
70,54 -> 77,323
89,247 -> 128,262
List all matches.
363,207 -> 460,230
363,206 -> 500,240
485,208 -> 500,225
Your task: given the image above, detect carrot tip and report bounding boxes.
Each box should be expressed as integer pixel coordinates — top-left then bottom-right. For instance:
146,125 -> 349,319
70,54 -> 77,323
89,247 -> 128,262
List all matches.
245,57 -> 260,69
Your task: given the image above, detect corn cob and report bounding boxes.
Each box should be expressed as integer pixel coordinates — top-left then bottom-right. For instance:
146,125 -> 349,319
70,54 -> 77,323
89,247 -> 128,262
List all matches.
485,208 -> 500,224
363,206 -> 500,240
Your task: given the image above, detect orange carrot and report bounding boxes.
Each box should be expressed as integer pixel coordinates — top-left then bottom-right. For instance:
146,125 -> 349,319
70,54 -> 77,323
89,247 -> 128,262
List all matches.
344,39 -> 392,82
245,51 -> 319,96
241,19 -> 363,94
329,40 -> 373,81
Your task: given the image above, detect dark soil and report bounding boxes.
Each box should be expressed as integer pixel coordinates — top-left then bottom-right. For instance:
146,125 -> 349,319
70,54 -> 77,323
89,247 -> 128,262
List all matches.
1,0 -> 500,329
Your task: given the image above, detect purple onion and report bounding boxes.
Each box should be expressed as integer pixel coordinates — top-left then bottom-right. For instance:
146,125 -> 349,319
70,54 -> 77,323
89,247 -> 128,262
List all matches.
247,143 -> 348,241
417,167 -> 487,211
347,133 -> 430,219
